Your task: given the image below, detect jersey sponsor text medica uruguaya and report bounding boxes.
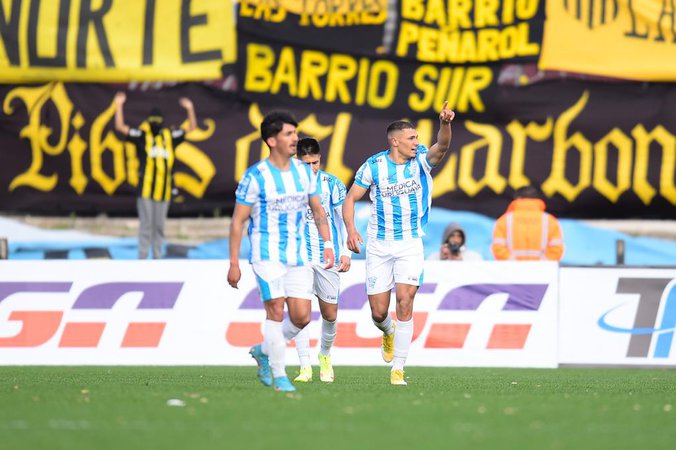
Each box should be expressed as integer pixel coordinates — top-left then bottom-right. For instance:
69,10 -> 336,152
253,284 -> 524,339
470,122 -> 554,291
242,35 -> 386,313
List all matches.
236,158 -> 318,265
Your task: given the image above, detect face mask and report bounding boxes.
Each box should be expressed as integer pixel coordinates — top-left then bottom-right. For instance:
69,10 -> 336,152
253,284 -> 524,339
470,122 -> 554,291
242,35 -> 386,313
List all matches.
149,122 -> 163,135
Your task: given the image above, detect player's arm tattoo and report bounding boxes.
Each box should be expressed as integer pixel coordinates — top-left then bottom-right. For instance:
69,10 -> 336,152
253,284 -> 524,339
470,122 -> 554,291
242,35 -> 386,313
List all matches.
314,215 -> 329,227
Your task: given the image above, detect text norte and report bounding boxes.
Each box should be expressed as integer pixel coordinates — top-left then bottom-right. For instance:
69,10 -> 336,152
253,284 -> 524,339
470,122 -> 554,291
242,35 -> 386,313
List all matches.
0,0 -> 231,75
226,282 -> 550,350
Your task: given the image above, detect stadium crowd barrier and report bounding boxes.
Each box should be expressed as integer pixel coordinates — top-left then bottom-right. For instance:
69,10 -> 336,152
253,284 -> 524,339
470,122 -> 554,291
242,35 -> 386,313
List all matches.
0,260 -> 674,368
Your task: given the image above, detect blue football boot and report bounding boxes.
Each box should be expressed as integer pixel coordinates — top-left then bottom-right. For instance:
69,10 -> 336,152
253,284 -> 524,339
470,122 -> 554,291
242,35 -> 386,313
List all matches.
273,375 -> 296,392
249,344 -> 272,387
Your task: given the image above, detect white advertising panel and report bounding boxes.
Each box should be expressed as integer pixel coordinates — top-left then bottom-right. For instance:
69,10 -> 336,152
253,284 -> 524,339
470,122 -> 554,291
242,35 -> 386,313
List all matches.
559,267 -> 676,366
0,260 -> 558,367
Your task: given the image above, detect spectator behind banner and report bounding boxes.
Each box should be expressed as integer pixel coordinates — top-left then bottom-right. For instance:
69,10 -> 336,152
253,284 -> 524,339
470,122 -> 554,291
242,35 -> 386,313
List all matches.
114,92 -> 197,259
427,222 -> 483,261
491,186 -> 564,261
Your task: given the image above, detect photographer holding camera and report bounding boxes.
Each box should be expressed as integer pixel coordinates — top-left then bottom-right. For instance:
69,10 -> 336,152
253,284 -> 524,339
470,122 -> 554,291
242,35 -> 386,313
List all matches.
427,223 -> 483,261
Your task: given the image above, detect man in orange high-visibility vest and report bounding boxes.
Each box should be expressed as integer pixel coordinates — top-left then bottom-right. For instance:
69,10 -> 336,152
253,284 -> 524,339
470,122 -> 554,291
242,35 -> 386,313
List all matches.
491,186 -> 564,261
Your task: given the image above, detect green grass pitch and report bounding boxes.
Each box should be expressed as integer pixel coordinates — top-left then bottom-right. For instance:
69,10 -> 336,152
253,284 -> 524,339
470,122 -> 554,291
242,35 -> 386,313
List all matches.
1,366 -> 674,450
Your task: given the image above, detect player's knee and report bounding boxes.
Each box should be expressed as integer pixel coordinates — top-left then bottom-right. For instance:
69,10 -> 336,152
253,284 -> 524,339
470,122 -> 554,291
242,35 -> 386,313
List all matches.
398,299 -> 413,311
267,310 -> 284,322
371,311 -> 388,323
264,301 -> 285,321
322,311 -> 337,322
397,292 -> 415,306
290,315 -> 311,329
396,310 -> 413,321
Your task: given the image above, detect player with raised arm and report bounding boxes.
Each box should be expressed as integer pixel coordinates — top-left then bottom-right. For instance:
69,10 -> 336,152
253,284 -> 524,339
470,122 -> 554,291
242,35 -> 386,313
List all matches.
342,102 -> 455,385
292,137 -> 351,383
113,92 -> 197,259
228,112 -> 334,393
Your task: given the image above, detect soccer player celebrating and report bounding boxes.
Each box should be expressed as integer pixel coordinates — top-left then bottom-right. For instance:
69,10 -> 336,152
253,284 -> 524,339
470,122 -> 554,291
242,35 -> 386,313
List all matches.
342,102 -> 455,385
293,137 -> 351,383
228,112 -> 334,393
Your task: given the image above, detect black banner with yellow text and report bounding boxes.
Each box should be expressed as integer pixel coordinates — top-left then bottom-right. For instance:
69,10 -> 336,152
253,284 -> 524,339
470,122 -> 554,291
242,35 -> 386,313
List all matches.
236,0 -> 546,119
237,32 -> 501,121
1,82 -> 674,219
236,0 -> 545,63
236,0 -> 389,56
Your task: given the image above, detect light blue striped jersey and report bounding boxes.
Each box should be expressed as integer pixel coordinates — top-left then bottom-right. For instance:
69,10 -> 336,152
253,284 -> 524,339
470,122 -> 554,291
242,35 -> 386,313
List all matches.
353,145 -> 434,241
235,158 -> 318,265
304,170 -> 348,265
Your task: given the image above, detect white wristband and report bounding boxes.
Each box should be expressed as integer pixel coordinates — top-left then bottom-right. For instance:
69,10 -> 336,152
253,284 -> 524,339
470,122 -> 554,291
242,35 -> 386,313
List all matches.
323,241 -> 334,250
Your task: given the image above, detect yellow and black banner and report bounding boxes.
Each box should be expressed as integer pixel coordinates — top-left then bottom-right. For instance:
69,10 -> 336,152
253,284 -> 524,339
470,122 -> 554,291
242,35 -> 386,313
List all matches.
0,0 -> 236,82
237,0 -> 545,63
236,1 -> 545,119
1,82 -> 674,218
237,0 -> 389,56
393,0 -> 544,64
237,32 -> 501,120
540,0 -> 676,81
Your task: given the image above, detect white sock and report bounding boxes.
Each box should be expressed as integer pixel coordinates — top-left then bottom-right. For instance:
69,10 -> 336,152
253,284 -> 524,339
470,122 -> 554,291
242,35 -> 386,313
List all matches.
282,318 -> 303,342
320,318 -> 336,356
373,315 -> 394,336
295,325 -> 311,368
264,319 -> 286,378
392,318 -> 413,371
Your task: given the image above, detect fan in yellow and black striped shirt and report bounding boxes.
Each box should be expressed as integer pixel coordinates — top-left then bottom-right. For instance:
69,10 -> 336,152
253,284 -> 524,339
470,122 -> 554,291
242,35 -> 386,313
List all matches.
113,92 -> 198,259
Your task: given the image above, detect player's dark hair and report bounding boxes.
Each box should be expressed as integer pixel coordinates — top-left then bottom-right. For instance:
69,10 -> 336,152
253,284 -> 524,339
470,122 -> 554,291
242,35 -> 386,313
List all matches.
386,120 -> 415,137
260,111 -> 298,142
297,137 -> 321,156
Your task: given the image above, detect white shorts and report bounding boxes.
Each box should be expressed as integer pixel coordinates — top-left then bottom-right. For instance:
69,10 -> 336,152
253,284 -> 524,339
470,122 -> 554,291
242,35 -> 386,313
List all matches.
311,264 -> 340,304
251,261 -> 314,301
365,238 -> 424,295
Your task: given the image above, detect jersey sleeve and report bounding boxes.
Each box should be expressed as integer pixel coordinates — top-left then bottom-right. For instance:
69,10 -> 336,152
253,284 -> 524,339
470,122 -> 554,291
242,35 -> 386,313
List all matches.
332,203 -> 351,258
329,176 -> 349,256
235,170 -> 259,206
331,176 -> 347,206
353,161 -> 372,189
170,128 -> 186,146
417,145 -> 434,172
308,167 -> 319,197
127,128 -> 145,145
